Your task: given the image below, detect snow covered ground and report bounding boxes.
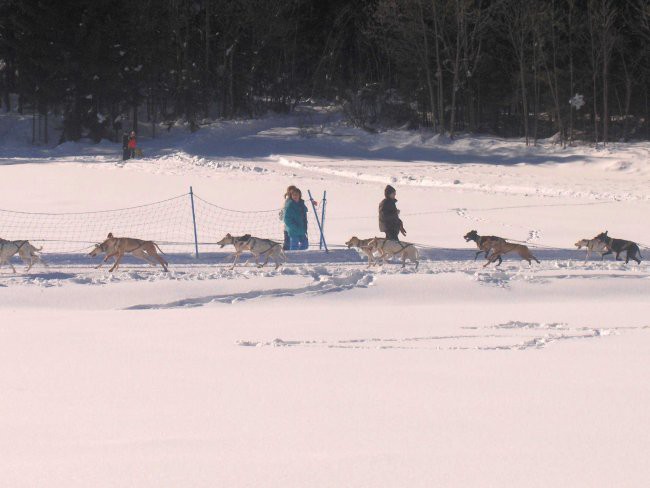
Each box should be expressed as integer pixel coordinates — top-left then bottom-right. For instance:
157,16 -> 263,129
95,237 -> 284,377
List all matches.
1,109 -> 649,487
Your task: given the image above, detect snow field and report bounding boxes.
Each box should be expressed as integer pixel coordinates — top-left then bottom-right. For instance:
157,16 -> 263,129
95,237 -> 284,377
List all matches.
1,110 -> 649,487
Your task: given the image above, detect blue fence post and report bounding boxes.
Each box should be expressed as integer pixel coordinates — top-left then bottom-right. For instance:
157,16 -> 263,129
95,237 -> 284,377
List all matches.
308,190 -> 328,253
189,187 -> 200,258
320,191 -> 327,250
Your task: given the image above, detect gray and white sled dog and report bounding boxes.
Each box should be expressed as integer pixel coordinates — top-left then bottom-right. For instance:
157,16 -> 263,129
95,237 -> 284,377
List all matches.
367,237 -> 419,269
0,238 -> 47,273
217,233 -> 285,270
574,238 -> 611,261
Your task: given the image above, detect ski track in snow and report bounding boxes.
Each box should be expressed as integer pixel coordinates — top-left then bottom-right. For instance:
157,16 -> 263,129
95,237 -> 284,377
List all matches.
237,322 -> 650,352
275,155 -> 650,202
124,268 -> 375,309
2,257 -> 648,290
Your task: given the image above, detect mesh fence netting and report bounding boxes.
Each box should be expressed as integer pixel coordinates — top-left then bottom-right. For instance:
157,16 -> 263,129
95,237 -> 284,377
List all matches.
0,191 -> 326,254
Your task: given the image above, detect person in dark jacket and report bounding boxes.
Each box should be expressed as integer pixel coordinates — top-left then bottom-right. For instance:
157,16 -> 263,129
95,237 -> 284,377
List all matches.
122,132 -> 130,161
378,184 -> 406,240
283,188 -> 309,250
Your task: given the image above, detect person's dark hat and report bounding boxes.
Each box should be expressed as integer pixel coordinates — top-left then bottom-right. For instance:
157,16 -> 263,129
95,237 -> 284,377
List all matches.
384,185 -> 396,198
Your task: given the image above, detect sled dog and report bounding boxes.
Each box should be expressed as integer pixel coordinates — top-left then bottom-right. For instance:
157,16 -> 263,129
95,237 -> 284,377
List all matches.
594,231 -> 642,264
217,233 -> 285,270
464,230 -> 507,263
574,238 -> 611,261
483,240 -> 540,267
346,236 -> 380,266
0,238 -> 47,273
367,237 -> 419,269
89,233 -> 168,272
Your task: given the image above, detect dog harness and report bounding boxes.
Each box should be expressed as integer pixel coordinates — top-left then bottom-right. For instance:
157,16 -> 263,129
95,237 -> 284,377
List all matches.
245,237 -> 280,256
0,240 -> 27,253
378,239 -> 412,254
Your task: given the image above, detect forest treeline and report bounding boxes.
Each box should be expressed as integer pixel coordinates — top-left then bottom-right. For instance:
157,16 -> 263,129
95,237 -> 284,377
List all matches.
0,0 -> 648,145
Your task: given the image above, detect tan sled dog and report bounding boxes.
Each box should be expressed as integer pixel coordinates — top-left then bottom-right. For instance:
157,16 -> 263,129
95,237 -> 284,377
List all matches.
89,233 -> 168,272
368,237 -> 419,269
217,233 -> 285,270
346,236 -> 379,266
0,238 -> 47,273
483,241 -> 540,267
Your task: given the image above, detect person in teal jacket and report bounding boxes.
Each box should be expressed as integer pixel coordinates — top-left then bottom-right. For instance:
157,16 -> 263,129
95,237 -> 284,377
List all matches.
283,187 -> 309,250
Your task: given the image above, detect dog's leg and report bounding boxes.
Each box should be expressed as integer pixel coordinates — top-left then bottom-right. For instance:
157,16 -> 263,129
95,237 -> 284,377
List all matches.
483,251 -> 503,268
484,252 -> 498,267
474,250 -> 482,261
156,254 -> 169,272
135,250 -> 157,266
109,252 -> 124,272
271,249 -> 282,270
96,252 -> 116,269
488,252 -> 503,267
230,252 -> 242,269
625,249 -> 631,264
145,250 -> 168,271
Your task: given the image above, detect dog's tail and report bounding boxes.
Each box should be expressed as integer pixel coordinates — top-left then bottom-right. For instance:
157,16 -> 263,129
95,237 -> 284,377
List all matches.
154,242 -> 166,255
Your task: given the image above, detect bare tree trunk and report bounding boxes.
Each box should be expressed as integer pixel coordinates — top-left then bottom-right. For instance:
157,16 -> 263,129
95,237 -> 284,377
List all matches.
432,0 -> 445,134
152,93 -> 156,139
536,2 -> 563,146
204,0 -> 211,117
449,0 -> 463,139
32,102 -> 36,144
568,0 -> 575,144
532,34 -> 539,145
417,0 -> 437,132
132,102 -> 138,133
588,4 -> 599,144
505,1 -> 530,145
228,46 -> 235,117
44,107 -> 48,144
600,0 -> 616,146
620,52 -> 632,141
